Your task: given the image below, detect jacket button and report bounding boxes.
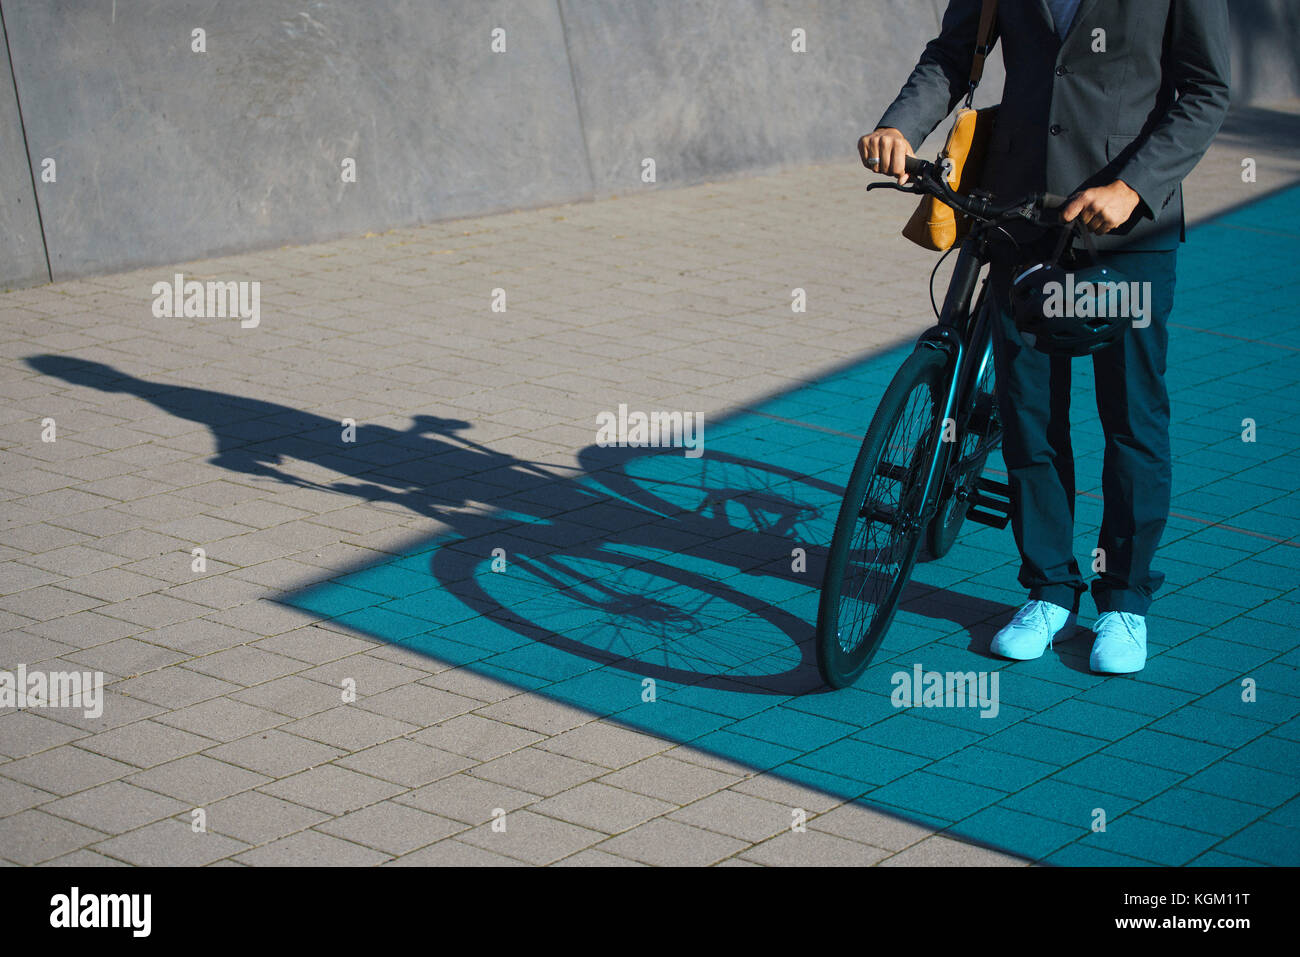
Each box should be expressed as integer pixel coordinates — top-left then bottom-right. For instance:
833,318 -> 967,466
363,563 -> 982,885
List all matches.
1055,65 -> 1067,76
1049,124 -> 1062,135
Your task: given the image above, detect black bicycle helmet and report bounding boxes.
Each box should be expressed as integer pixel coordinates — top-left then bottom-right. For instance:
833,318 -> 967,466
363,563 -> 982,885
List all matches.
1010,223 -> 1131,357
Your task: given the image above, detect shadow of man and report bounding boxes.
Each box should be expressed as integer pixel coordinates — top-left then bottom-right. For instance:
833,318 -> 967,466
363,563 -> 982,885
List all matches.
28,353 -> 1018,694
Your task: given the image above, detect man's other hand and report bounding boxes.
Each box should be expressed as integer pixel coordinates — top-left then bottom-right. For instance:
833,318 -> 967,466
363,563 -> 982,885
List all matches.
1061,180 -> 1142,234
859,128 -> 914,184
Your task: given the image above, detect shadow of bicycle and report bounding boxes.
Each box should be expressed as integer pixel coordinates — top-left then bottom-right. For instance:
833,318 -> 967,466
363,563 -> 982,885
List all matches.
27,353 -> 1013,696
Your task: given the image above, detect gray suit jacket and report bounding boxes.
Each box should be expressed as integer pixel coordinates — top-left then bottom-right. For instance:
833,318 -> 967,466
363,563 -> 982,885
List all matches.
877,0 -> 1231,251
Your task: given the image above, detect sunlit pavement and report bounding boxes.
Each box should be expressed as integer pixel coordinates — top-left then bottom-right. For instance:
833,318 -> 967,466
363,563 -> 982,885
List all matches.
2,104 -> 1298,865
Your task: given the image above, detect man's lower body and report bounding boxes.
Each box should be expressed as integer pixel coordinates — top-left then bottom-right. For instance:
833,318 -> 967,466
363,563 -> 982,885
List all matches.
985,245 -> 1178,672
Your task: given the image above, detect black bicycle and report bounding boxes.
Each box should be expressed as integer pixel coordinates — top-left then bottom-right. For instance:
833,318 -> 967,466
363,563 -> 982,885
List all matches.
816,157 -> 1069,688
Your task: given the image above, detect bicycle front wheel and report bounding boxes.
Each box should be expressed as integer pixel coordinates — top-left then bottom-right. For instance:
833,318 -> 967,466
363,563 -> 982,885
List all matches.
816,346 -> 948,688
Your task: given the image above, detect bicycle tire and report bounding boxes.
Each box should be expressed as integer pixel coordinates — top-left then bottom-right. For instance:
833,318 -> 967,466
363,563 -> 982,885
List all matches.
816,346 -> 949,688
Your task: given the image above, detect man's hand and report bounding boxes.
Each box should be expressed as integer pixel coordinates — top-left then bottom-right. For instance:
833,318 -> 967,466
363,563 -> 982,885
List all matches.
859,128 -> 914,184
1061,180 -> 1142,234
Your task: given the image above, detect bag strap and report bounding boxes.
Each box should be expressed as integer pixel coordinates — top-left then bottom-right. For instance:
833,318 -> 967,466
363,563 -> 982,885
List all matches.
964,0 -> 999,108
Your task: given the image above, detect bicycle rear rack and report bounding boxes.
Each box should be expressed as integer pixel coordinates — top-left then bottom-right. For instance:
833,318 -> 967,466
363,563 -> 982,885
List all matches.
965,476 -> 1013,529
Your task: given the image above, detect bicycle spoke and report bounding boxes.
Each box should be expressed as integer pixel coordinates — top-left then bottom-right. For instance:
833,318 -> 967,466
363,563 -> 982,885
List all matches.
836,378 -> 937,654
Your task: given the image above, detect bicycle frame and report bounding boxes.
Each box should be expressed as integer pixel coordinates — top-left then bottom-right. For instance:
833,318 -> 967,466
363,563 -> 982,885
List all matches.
905,233 -> 997,529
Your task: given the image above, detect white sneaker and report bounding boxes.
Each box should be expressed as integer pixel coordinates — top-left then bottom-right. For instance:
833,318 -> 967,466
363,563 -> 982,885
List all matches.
1090,611 -> 1148,673
990,600 -> 1077,660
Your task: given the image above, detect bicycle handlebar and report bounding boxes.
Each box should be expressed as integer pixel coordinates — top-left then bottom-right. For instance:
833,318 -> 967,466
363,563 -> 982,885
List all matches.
892,155 -> 1069,225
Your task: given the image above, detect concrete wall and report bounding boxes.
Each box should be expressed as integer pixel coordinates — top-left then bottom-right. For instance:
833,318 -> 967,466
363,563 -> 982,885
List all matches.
1229,0 -> 1300,105
0,0 -> 1295,287
0,7 -> 48,288
559,0 -> 939,190
1,0 -> 591,282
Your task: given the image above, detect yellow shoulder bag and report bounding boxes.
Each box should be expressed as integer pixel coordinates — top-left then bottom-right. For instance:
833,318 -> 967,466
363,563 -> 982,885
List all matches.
901,0 -> 1000,251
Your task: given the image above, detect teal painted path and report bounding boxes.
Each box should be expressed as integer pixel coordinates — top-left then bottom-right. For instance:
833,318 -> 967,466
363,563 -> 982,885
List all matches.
284,186 -> 1300,865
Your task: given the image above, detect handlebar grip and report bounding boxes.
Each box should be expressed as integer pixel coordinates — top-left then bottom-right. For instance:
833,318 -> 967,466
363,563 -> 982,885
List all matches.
1042,192 -> 1071,210
903,155 -> 927,177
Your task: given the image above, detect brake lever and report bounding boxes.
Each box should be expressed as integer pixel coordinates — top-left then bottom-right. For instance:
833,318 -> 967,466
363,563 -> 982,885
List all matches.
865,182 -> 923,195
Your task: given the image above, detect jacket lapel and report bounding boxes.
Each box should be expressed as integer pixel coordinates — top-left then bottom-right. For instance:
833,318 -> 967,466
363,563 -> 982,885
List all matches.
1061,0 -> 1102,43
1034,0 -> 1055,33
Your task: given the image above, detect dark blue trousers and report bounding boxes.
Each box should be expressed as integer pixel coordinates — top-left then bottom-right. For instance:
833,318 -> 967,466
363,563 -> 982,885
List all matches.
987,248 -> 1178,616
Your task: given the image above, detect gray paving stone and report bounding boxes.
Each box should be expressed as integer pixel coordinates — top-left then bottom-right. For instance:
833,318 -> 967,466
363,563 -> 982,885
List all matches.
259,764 -> 405,815
233,829 -> 389,867
39,849 -> 130,866
205,599 -> 319,637
354,682 -> 481,727
125,754 -> 271,804
397,773 -> 540,825
1,745 -> 133,795
475,694 -> 595,736
78,719 -> 215,768
40,781 -> 188,834
0,809 -> 107,864
809,803 -> 937,852
22,545 -> 124,577
316,800 -> 465,856
730,772 -> 846,814
419,666 -> 519,703
0,709 -> 88,758
135,619 -> 262,656
668,789 -> 793,844
334,738 -> 474,788
37,688 -> 166,733
385,837 -> 527,867
92,817 -> 248,865
280,705 -> 417,752
98,594 -> 210,628
230,674 -> 345,718
0,585 -> 104,622
68,638 -> 189,678
160,576 -> 267,610
412,712 -> 544,761
202,729 -> 343,778
595,818 -> 748,867
879,835 -> 1029,867
255,625 -> 375,664
185,646 -> 307,686
742,829 -> 893,867
456,809 -> 605,866
86,528 -> 187,561
154,696 -> 285,742
299,655 -> 430,697
365,640 -> 454,673
0,630 -> 75,668
536,721 -> 671,769
23,610 -> 140,648
203,790 -> 330,845
0,776 -> 55,817
599,754 -> 744,806
532,781 -> 674,835
0,562 -> 64,595
113,667 -> 241,709
553,848 -> 648,866
62,568 -> 167,603
472,747 -> 604,798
